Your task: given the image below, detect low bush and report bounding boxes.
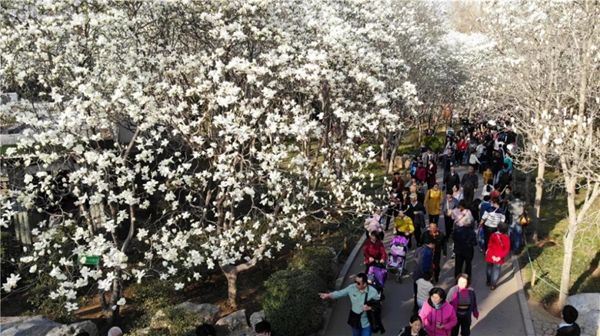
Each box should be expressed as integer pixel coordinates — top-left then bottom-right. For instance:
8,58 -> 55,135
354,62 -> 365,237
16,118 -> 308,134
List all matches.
130,278 -> 182,316
263,269 -> 326,336
422,136 -> 443,153
288,246 -> 337,288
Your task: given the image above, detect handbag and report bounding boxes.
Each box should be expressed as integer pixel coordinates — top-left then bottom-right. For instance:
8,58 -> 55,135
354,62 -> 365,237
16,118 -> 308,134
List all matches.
519,210 -> 531,226
477,225 -> 485,250
347,285 -> 369,329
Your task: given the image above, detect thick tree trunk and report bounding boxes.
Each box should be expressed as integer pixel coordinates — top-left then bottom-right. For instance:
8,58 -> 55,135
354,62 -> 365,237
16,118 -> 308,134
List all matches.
223,266 -> 239,310
558,178 -> 578,308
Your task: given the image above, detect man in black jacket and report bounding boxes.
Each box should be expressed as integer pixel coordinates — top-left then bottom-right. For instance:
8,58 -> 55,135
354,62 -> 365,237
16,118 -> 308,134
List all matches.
420,222 -> 447,283
444,165 -> 461,192
405,193 -> 426,247
461,166 -> 479,206
556,305 -> 581,336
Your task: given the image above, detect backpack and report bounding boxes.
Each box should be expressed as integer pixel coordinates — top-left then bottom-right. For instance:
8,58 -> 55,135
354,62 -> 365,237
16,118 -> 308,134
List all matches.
413,245 -> 425,270
499,172 -> 511,187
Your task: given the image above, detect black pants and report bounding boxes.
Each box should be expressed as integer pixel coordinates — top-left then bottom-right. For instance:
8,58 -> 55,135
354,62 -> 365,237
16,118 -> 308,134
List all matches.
414,222 -> 423,247
454,253 -> 473,280
444,215 -> 454,238
385,207 -> 399,231
433,252 -> 442,282
451,315 -> 471,336
483,225 -> 497,252
429,214 -> 439,225
463,188 -> 475,206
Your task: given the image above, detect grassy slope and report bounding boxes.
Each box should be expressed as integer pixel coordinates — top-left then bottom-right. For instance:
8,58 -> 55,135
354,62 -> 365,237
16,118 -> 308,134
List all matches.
519,183 -> 600,311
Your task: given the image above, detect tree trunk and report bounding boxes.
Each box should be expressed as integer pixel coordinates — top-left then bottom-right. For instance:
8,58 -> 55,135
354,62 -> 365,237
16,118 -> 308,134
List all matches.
558,178 -> 578,308
380,135 -> 387,163
222,266 -> 239,310
101,272 -> 122,326
533,153 -> 546,241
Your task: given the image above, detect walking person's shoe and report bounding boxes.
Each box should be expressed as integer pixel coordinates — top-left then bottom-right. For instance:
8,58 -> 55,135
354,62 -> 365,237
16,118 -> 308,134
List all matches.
490,286 -> 497,290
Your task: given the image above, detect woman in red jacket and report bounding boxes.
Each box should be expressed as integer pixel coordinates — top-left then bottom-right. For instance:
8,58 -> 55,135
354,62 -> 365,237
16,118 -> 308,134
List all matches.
485,222 -> 511,290
363,231 -> 387,273
426,159 -> 438,190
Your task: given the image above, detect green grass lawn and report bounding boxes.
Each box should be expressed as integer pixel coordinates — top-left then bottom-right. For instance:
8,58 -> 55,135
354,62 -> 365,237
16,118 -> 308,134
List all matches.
519,190 -> 600,310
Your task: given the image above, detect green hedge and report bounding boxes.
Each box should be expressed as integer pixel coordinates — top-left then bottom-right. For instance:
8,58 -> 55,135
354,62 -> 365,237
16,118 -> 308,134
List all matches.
423,136 -> 443,152
288,246 -> 337,288
263,269 -> 326,336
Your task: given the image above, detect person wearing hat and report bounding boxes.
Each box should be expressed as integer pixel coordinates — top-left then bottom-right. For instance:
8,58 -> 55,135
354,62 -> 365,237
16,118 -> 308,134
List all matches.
405,192 -> 426,247
556,305 -> 581,336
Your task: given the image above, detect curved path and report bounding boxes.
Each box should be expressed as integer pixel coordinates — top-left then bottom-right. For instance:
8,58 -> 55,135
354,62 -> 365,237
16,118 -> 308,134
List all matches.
325,165 -> 527,336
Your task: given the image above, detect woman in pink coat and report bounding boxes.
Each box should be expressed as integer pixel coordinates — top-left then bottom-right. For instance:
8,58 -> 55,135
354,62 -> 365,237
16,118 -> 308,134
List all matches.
419,287 -> 457,336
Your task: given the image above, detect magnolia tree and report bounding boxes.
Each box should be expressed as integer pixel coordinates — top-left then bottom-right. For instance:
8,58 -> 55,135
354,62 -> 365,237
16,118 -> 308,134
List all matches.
478,0 -> 600,307
0,0 -> 421,321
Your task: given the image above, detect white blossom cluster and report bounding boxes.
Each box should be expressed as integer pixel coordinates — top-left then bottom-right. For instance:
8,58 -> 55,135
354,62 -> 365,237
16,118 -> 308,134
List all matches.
0,0 -> 454,311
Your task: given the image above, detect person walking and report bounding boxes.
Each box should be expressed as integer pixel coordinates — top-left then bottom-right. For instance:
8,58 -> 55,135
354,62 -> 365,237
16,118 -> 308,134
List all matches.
479,197 -> 506,252
413,238 -> 435,313
415,271 -> 434,312
452,223 -> 476,279
384,192 -> 403,231
405,193 -> 426,247
426,160 -> 438,190
460,166 -> 478,206
398,315 -> 429,336
446,274 -> 479,336
507,192 -> 525,253
485,222 -> 510,290
424,183 -> 443,225
363,231 -> 386,273
319,273 -> 379,336
467,150 -> 480,172
420,222 -> 447,284
419,287 -> 457,336
444,166 -> 461,193
392,171 -> 405,194
441,193 -> 459,239
394,210 -> 415,249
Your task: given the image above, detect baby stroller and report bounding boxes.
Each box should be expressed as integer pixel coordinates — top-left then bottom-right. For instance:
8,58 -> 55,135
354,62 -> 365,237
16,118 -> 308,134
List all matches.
387,235 -> 408,283
367,262 -> 387,301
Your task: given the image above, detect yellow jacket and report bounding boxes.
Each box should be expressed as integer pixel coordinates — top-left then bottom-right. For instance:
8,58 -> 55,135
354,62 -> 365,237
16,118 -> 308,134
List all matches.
394,216 -> 414,233
424,189 -> 442,215
483,170 -> 494,185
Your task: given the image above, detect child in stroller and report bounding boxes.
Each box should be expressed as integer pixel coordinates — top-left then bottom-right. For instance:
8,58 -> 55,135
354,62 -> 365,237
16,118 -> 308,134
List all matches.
367,262 -> 387,301
387,235 -> 408,282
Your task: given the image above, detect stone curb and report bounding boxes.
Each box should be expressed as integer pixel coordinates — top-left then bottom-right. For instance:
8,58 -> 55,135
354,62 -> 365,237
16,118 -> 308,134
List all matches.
513,254 -> 536,336
318,233 -> 367,336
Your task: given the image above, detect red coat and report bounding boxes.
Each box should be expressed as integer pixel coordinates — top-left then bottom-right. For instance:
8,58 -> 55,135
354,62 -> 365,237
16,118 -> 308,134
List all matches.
427,164 -> 437,186
416,167 -> 427,182
485,232 -> 510,264
363,239 -> 387,264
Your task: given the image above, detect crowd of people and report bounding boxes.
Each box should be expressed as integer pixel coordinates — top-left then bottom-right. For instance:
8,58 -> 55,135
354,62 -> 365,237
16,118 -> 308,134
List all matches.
320,118 -> 581,336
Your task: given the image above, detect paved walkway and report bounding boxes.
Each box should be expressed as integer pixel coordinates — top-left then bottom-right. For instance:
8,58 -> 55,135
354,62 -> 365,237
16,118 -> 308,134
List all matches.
326,165 -> 528,335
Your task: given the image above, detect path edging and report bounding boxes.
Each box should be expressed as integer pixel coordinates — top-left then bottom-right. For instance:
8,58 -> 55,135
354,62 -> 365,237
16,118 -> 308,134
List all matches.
318,233 -> 366,336
513,254 -> 536,336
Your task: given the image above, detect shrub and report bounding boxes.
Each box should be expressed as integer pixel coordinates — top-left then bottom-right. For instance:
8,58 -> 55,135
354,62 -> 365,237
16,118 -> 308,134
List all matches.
423,136 -> 443,153
288,246 -> 337,287
263,269 -> 326,336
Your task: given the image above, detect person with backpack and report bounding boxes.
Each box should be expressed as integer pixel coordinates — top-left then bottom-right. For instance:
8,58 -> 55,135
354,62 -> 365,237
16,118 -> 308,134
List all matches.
419,287 -> 457,336
406,193 -> 427,247
319,273 -> 380,336
485,222 -> 511,290
446,274 -> 479,336
398,315 -> 429,336
480,197 -> 506,252
413,238 -> 435,313
441,192 -> 459,239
